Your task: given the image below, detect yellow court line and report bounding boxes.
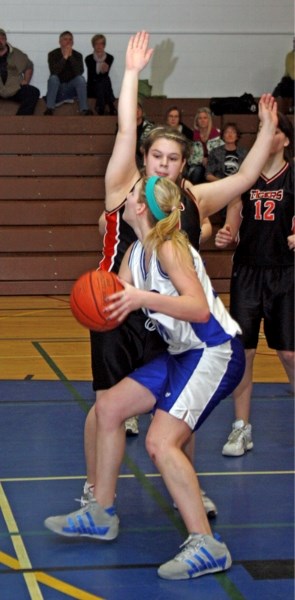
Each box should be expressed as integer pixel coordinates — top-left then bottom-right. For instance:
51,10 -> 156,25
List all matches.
0,483 -> 43,600
0,551 -> 105,600
1,469 -> 294,484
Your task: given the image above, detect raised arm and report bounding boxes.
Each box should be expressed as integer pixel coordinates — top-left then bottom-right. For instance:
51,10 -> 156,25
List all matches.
190,94 -> 278,219
105,32 -> 153,211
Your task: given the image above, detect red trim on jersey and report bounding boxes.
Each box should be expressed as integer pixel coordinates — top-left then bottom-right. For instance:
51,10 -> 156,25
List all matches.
98,211 -> 120,272
260,161 -> 289,184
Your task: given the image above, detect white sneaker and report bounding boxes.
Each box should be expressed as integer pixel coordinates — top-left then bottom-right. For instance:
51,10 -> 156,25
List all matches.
55,99 -> 75,107
173,488 -> 217,518
79,481 -> 94,507
125,416 -> 139,436
158,533 -> 232,580
200,489 -> 218,518
222,419 -> 253,456
44,499 -> 119,540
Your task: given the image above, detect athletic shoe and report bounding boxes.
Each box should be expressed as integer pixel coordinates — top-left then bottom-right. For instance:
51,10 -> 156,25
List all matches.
55,99 -> 75,107
125,416 -> 139,436
222,419 -> 253,457
158,533 -> 232,580
44,499 -> 119,541
79,481 -> 94,507
200,490 -> 218,518
173,489 -> 217,519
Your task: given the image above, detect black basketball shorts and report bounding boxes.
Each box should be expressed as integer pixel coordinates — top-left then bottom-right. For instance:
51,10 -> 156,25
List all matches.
90,310 -> 167,391
230,264 -> 294,351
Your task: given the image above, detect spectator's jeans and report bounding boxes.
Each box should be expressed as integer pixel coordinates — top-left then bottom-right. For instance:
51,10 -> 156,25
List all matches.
8,84 -> 40,115
46,75 -> 89,111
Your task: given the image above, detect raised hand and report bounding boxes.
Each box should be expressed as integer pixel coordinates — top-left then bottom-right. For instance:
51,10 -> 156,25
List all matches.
258,93 -> 278,131
126,31 -> 154,72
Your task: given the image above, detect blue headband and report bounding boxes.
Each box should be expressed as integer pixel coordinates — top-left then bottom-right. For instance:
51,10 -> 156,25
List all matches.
145,176 -> 167,221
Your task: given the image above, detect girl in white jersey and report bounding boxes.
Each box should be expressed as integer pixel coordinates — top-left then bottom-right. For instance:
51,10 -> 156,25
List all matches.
45,31 -> 279,583
45,175 -> 246,580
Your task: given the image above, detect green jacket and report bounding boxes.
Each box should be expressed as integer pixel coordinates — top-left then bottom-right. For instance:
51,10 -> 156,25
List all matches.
0,44 -> 34,98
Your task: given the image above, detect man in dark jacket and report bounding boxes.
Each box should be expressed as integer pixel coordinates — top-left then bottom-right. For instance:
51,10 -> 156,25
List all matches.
0,28 -> 40,114
44,31 -> 92,115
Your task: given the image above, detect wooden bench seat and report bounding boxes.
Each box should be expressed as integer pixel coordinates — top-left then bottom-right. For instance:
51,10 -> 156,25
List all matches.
0,112 -> 114,294
0,100 -> 292,295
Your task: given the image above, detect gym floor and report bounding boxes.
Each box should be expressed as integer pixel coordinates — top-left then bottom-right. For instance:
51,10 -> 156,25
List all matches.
0,296 -> 294,600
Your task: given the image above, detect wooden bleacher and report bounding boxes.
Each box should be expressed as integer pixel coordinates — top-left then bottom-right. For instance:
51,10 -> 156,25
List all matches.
1,97 -> 290,295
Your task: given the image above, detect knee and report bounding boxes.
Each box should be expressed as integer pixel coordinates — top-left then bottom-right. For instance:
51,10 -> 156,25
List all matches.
74,75 -> 86,86
279,350 -> 294,366
245,348 -> 256,362
94,390 -> 110,423
31,86 -> 40,100
94,391 -> 121,429
48,75 -> 59,84
145,430 -> 162,464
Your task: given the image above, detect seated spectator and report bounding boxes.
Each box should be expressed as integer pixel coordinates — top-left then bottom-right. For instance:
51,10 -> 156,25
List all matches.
186,106 -> 223,184
206,122 -> 248,182
273,37 -> 294,114
165,105 -> 193,140
85,34 -> 117,115
136,101 -> 154,168
44,31 -> 92,115
0,28 -> 39,115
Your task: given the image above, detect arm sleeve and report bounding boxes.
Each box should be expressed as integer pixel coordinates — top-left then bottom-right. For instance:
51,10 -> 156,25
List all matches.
67,50 -> 84,76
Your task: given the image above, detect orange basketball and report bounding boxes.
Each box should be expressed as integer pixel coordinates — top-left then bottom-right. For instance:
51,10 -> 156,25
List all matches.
70,270 -> 124,331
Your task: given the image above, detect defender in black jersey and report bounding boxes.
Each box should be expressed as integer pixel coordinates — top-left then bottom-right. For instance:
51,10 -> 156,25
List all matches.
85,32 -> 277,527
215,112 -> 294,457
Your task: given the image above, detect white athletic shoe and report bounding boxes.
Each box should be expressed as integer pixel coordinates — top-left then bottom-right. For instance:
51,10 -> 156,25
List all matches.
44,499 -> 119,541
158,533 -> 232,580
222,419 -> 253,457
125,416 -> 139,436
200,490 -> 218,518
79,481 -> 94,507
173,489 -> 217,519
55,99 -> 75,107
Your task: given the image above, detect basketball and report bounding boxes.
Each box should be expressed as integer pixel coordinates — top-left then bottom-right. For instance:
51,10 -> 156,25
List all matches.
70,270 -> 124,331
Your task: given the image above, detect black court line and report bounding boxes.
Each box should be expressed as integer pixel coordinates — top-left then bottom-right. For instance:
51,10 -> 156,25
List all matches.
0,559 -> 293,578
242,559 -> 294,580
32,341 -> 90,413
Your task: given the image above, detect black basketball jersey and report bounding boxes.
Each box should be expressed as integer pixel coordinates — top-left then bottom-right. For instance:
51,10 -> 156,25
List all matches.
233,162 -> 294,267
99,178 -> 201,273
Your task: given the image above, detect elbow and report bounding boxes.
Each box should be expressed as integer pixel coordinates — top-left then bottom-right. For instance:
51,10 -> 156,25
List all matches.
202,308 -> 211,323
195,307 -> 210,323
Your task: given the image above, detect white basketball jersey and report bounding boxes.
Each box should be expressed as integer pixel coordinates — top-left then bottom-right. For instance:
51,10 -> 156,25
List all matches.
129,241 -> 241,354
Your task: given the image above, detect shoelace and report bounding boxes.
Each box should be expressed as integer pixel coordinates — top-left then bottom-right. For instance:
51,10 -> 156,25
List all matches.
176,534 -> 204,559
227,427 -> 246,442
75,484 -> 94,506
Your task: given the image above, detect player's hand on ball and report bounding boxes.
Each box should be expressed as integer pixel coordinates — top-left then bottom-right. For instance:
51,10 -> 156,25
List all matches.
105,280 -> 143,322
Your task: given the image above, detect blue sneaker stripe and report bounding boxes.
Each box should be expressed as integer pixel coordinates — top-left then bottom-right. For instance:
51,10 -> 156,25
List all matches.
185,549 -> 228,577
78,514 -> 88,533
62,511 -> 110,537
200,546 -> 219,568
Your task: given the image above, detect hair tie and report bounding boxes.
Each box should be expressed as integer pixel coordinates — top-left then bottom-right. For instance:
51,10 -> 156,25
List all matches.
145,176 -> 167,221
